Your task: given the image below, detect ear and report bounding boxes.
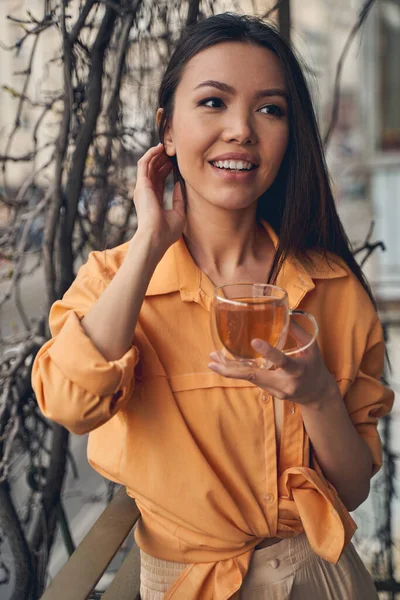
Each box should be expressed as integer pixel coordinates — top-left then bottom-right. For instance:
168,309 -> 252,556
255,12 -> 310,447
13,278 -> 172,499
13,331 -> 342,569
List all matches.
156,107 -> 176,157
155,108 -> 163,128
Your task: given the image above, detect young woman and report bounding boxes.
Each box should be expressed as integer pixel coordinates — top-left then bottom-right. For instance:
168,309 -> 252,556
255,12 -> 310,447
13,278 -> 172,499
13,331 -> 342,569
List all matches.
33,13 -> 393,600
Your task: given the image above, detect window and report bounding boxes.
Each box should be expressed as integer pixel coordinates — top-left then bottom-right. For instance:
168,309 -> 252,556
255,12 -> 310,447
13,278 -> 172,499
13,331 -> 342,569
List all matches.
380,1 -> 400,150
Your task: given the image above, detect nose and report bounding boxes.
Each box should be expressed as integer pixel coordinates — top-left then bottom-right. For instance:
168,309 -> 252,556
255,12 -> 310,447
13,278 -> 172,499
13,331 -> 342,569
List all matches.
222,109 -> 257,145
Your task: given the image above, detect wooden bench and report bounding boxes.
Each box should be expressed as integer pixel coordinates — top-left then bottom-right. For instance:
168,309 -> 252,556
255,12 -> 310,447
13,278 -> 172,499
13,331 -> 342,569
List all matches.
41,487 -> 141,600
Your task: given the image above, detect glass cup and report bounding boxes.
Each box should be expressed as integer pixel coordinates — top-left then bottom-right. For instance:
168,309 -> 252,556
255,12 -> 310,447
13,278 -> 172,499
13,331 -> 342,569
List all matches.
210,283 -> 319,369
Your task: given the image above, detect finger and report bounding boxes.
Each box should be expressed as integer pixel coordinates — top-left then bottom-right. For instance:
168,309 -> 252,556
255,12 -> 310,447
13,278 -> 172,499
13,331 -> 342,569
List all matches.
207,359 -> 284,394
136,144 -> 164,182
150,160 -> 172,192
251,339 -> 293,370
208,360 -> 260,383
283,319 -> 318,359
148,155 -> 173,193
288,319 -> 314,345
209,351 -> 223,363
149,150 -> 170,172
147,151 -> 168,180
157,159 -> 173,178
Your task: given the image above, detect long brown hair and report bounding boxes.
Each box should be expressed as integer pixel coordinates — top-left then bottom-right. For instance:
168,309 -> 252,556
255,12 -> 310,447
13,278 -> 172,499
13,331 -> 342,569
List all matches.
157,13 -> 375,306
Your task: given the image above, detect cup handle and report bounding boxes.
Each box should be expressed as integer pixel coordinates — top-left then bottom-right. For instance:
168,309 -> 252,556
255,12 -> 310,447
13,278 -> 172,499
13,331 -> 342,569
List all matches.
283,310 -> 319,356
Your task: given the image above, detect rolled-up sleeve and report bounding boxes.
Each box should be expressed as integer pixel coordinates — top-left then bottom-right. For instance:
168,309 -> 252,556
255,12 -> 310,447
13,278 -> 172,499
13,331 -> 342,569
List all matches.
32,254 -> 139,435
340,318 -> 394,476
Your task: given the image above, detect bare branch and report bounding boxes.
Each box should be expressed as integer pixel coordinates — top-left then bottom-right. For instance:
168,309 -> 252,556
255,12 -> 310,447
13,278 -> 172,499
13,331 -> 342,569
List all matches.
69,0 -> 98,44
103,4 -> 138,115
0,483 -> 33,598
277,0 -> 290,42
352,221 -> 386,268
0,151 -> 38,163
32,97 -> 62,147
323,0 -> 378,147
0,189 -> 52,312
0,142 -> 54,164
186,0 -> 201,26
0,14 -> 56,53
57,2 -> 121,294
43,2 -> 73,307
2,35 -> 40,192
1,86 -> 60,109
100,0 -> 140,14
263,1 -> 285,20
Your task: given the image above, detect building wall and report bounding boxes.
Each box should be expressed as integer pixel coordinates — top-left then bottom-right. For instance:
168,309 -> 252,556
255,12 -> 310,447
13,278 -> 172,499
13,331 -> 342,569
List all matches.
0,1 -> 62,188
360,2 -> 400,305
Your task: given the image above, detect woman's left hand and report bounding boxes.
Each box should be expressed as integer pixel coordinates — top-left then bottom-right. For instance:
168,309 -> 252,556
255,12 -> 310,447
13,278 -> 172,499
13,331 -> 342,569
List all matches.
208,335 -> 338,409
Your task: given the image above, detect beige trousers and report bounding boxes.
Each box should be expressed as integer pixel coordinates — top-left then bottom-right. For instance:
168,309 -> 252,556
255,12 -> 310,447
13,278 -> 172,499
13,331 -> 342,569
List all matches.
139,533 -> 378,600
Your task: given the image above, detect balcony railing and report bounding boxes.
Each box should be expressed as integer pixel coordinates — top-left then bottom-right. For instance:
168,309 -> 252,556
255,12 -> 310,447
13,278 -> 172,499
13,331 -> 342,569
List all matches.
41,487 -> 140,600
40,485 -> 400,599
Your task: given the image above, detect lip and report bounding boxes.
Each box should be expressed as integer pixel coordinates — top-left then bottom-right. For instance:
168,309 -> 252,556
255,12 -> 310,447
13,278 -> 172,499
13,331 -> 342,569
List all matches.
208,152 -> 259,167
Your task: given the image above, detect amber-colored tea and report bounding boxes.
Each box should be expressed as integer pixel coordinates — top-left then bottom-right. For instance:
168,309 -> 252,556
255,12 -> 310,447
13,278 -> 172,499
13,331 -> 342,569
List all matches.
215,297 -> 287,359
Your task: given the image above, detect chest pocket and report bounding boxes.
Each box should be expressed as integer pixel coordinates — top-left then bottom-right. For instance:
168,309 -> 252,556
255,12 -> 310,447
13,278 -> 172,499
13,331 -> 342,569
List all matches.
167,370 -> 257,393
167,370 -> 262,451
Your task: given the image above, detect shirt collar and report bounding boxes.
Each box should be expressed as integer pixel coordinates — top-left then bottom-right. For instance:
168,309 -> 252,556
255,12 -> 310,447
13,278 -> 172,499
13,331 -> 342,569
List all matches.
145,221 -> 348,309
145,236 -> 202,298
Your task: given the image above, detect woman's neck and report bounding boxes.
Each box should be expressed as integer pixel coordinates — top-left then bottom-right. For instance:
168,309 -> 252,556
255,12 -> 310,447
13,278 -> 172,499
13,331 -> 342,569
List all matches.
182,204 -> 275,284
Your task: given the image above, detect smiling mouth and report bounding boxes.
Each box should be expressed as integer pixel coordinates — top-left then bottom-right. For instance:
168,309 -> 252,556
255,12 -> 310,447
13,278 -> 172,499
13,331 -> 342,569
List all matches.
210,160 -> 257,172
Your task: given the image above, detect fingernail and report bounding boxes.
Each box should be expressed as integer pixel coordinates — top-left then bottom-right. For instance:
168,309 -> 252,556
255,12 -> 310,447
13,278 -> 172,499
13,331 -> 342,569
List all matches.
251,339 -> 264,349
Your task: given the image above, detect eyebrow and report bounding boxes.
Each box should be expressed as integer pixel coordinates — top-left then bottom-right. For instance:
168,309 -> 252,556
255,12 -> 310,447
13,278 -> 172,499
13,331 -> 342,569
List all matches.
194,80 -> 289,101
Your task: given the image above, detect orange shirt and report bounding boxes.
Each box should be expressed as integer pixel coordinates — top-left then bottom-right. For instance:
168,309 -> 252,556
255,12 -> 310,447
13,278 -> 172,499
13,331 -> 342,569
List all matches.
32,222 -> 393,600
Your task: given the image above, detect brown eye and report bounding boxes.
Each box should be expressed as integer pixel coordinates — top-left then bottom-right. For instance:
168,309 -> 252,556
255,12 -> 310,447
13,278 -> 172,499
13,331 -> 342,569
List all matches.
199,97 -> 225,109
259,104 -> 284,117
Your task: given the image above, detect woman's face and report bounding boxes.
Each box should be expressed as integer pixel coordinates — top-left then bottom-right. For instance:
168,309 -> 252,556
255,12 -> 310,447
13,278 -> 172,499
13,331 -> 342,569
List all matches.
164,41 -> 289,213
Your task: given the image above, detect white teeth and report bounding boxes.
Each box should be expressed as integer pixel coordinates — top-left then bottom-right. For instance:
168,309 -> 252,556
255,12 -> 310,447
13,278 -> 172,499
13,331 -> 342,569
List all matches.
212,159 -> 254,171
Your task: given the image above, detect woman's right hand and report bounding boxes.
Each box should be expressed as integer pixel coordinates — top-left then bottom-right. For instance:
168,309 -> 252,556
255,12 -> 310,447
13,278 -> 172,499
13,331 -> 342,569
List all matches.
130,143 -> 186,255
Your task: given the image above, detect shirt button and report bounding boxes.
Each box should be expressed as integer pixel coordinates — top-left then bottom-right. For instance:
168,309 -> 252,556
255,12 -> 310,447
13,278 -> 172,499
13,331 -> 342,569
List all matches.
262,395 -> 270,403
270,558 -> 280,569
264,493 -> 274,504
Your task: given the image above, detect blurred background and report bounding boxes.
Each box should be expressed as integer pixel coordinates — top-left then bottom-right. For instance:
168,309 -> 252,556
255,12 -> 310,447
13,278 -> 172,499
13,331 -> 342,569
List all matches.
0,0 -> 399,598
